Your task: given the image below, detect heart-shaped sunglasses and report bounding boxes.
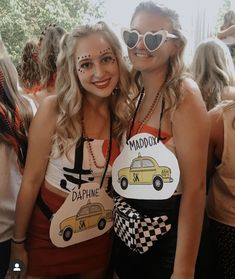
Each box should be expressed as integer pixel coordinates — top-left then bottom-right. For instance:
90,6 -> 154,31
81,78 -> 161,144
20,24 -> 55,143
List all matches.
121,28 -> 178,52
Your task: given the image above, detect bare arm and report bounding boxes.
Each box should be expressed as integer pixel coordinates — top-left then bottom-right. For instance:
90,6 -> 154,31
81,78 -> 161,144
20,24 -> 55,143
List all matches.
218,25 -> 235,39
10,96 -> 57,277
171,79 -> 209,278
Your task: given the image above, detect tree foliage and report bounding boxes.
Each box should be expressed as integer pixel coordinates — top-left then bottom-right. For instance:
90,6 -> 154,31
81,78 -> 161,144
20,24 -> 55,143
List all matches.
0,0 -> 104,64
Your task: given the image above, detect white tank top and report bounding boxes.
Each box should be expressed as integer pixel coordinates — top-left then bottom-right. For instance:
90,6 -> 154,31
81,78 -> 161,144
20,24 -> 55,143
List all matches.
45,138 -> 115,194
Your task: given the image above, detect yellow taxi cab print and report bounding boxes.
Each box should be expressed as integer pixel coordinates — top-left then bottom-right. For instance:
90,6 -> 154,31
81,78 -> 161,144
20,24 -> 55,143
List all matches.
59,200 -> 112,241
118,153 -> 173,191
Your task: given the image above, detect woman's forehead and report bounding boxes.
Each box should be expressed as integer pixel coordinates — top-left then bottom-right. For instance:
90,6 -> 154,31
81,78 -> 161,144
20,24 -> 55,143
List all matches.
75,33 -> 112,58
131,11 -> 173,33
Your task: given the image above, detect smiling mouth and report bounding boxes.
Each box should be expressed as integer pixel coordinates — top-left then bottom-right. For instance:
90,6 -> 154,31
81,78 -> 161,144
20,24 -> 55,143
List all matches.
134,52 -> 152,58
92,78 -> 111,89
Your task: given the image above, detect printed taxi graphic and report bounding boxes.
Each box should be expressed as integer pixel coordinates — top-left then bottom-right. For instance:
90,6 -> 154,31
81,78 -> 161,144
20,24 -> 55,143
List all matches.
118,153 -> 173,191
59,200 -> 112,241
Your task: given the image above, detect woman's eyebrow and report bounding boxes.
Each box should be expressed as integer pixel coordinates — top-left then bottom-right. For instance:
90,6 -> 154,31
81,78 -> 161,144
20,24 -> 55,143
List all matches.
99,47 -> 111,54
77,51 -> 114,63
100,51 -> 113,57
77,54 -> 92,63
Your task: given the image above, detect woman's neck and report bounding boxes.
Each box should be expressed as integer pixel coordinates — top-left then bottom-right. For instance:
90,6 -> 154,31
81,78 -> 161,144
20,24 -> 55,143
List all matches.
82,98 -> 110,140
140,70 -> 166,105
83,95 -> 109,116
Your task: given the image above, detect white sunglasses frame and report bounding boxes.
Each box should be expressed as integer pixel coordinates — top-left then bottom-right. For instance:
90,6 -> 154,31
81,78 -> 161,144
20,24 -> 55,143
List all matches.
121,28 -> 178,52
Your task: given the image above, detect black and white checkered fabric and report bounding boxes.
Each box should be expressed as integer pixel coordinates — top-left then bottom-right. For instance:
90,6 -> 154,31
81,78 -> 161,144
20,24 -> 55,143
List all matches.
113,195 -> 171,254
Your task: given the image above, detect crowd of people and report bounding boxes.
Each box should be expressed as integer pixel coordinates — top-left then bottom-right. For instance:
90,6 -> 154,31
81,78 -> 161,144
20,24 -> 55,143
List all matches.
0,1 -> 234,279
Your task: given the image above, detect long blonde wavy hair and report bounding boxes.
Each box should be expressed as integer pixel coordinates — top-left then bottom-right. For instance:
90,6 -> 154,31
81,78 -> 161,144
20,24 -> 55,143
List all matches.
191,38 -> 235,110
130,1 -> 188,110
53,22 -> 135,156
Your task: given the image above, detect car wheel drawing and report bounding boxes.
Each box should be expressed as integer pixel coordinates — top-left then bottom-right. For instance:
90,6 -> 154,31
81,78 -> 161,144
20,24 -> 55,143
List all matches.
98,218 -> 106,230
63,227 -> 73,241
153,176 -> 163,191
120,177 -> 128,190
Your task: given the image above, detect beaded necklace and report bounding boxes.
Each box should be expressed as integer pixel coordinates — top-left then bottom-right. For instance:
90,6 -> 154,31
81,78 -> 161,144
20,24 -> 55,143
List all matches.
82,119 -> 109,169
137,83 -> 165,133
127,82 -> 165,141
81,112 -> 112,188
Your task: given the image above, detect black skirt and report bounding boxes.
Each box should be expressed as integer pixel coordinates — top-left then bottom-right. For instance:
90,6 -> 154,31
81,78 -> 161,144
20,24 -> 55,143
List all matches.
112,194 -> 181,279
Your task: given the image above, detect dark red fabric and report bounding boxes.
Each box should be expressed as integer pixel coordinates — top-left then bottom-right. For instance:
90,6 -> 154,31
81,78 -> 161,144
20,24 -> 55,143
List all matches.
26,184 -> 113,276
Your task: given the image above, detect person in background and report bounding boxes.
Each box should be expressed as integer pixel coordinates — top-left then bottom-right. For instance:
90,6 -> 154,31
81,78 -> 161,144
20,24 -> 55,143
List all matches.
218,10 -> 235,63
0,38 -> 34,279
207,100 -> 235,278
112,2 -> 209,279
9,22 -> 134,279
31,24 -> 66,106
18,40 -> 41,94
191,37 -> 235,110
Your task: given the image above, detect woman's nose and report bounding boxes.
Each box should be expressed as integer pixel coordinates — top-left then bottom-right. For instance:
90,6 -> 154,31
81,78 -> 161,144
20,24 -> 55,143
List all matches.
136,36 -> 145,49
93,63 -> 105,78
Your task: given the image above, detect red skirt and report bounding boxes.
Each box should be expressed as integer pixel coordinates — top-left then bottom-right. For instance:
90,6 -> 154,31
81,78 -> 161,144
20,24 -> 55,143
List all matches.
26,184 -> 113,276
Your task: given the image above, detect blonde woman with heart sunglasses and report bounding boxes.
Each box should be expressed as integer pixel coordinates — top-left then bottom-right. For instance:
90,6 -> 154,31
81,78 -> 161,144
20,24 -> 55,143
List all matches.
111,2 -> 209,279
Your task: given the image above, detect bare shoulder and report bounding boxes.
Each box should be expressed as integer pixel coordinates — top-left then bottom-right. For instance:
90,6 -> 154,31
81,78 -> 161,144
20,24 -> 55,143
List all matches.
218,25 -> 235,38
208,103 -> 223,118
36,95 -> 57,115
175,78 -> 206,117
209,100 -> 235,125
180,78 -> 202,101
172,78 -> 209,149
30,95 -> 58,133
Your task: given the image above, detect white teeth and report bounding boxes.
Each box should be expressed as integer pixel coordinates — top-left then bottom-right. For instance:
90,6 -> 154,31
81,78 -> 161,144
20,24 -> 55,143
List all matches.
135,53 -> 149,57
94,80 -> 109,86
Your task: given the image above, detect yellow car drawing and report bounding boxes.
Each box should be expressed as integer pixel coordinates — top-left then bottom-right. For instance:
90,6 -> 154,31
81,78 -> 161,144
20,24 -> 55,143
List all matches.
59,200 -> 112,241
118,153 -> 173,191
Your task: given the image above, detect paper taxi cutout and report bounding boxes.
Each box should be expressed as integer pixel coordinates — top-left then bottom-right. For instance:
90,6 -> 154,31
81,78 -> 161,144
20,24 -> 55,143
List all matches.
49,182 -> 113,247
112,133 -> 180,200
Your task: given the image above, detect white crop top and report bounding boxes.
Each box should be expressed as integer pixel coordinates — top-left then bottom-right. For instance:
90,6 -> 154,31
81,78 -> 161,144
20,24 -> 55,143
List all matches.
45,138 -> 114,194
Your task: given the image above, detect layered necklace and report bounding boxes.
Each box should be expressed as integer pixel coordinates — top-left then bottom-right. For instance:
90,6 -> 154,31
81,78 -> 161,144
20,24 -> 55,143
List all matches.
127,82 -> 165,140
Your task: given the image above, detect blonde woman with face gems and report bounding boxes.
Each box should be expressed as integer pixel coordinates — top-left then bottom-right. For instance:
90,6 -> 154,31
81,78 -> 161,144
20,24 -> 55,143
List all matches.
111,2 -> 209,279
9,22 -> 134,279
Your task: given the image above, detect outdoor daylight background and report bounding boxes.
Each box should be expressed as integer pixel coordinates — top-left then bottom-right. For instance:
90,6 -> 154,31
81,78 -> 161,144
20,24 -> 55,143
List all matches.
100,0 -> 235,63
1,0 -> 235,65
